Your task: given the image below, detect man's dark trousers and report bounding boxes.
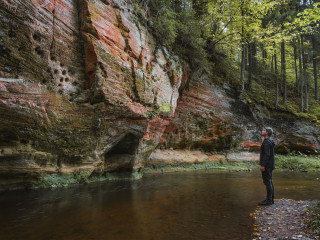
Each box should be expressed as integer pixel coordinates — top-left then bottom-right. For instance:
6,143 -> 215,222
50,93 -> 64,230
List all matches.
262,168 -> 274,202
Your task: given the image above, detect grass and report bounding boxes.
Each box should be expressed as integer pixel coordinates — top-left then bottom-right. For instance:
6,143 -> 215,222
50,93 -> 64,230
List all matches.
144,154 -> 320,174
306,201 -> 320,237
144,160 -> 258,173
276,154 -> 320,172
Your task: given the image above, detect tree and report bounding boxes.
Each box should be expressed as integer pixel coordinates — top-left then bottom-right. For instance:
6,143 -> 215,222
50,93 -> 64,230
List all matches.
312,35 -> 319,100
143,0 -> 320,111
281,40 -> 287,106
299,36 -> 304,112
274,43 -> 279,108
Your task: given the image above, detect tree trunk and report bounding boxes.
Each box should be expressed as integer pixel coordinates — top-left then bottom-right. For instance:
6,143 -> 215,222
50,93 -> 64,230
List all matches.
173,0 -> 181,11
293,42 -> 299,96
299,36 -> 304,112
313,35 -> 319,100
241,45 -> 247,92
262,47 -> 267,61
240,5 -> 246,92
302,35 -> 309,111
248,43 -> 253,91
305,83 -> 309,111
274,43 -> 279,108
265,76 -> 267,97
281,40 -> 287,107
280,52 -> 283,95
251,42 -> 258,72
303,48 -> 309,111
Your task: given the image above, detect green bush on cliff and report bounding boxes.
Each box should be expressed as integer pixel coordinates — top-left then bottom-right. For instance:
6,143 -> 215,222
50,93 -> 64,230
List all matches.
174,9 -> 207,68
35,171 -> 92,188
36,174 -> 78,188
152,7 -> 177,48
135,0 -> 209,70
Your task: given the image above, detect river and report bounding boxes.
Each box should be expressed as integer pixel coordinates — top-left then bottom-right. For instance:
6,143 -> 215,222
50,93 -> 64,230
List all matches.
0,170 -> 319,240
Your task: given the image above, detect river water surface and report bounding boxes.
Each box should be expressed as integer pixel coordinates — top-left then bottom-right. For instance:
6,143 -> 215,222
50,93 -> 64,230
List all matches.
0,170 -> 319,240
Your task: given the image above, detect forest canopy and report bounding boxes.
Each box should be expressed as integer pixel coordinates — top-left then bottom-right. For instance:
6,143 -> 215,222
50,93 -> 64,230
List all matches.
134,0 -> 320,120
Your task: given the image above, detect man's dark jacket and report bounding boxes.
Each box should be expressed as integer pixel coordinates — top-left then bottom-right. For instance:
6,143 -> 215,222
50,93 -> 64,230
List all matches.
260,138 -> 275,169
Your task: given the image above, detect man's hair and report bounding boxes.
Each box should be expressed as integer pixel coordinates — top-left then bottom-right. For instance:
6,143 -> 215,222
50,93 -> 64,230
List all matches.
265,127 -> 273,137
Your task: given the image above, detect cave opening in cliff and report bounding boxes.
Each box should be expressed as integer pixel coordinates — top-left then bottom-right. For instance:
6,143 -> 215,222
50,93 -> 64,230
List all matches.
104,133 -> 141,173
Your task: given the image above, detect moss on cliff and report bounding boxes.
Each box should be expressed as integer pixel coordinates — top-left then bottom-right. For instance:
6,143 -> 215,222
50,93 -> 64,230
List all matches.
35,171 -> 91,188
33,168 -> 143,189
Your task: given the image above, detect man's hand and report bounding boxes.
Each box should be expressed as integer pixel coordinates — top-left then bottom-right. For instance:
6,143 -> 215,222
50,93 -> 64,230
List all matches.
260,166 -> 265,172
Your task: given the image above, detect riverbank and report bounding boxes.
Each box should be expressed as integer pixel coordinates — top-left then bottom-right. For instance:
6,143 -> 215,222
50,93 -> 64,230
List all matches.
144,149 -> 260,172
145,150 -> 320,173
276,154 -> 320,172
1,150 -> 319,191
27,151 -> 320,189
252,199 -> 320,240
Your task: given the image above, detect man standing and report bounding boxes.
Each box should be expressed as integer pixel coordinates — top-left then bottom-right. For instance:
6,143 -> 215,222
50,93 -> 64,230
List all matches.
258,127 -> 275,206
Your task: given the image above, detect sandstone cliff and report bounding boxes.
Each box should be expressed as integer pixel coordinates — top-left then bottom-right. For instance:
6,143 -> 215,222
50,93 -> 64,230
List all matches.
0,0 -> 319,189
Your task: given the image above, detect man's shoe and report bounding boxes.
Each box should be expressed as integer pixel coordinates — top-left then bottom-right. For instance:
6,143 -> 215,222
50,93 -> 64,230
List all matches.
258,199 -> 267,205
258,200 -> 273,206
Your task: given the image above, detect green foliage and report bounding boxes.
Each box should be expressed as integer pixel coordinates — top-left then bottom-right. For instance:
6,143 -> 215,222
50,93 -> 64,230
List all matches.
174,9 -> 207,67
135,0 -> 209,70
160,103 -> 171,112
306,201 -> 320,236
276,154 -> 320,172
152,7 -> 177,47
133,0 -> 320,120
35,170 -> 93,188
290,2 -> 320,35
132,2 -> 147,25
144,159 -> 257,173
145,108 -> 159,119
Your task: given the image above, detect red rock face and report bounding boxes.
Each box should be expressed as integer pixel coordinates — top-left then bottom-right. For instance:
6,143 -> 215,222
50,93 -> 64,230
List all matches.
276,130 -> 320,154
160,75 -> 244,152
241,141 -> 261,152
80,0 -> 182,112
0,0 -> 85,98
77,0 -> 183,145
160,74 -> 320,154
0,0 -> 184,188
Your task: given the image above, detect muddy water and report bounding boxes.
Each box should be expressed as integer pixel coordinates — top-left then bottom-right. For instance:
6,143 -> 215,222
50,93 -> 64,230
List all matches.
0,170 -> 319,240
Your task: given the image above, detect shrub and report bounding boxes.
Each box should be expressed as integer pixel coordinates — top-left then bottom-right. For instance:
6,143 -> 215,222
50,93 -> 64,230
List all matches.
306,201 -> 320,236
153,9 -> 177,48
135,0 -> 209,71
276,154 -> 320,171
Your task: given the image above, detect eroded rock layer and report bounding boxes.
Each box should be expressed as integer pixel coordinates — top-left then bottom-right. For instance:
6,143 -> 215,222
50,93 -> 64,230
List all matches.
0,0 -> 182,189
160,74 -> 320,155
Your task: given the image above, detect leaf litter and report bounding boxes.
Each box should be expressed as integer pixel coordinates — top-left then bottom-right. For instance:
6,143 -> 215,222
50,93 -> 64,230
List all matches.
251,199 -> 320,240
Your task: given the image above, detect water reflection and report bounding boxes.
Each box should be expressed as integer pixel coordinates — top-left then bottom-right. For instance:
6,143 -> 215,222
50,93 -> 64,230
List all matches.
0,170 -> 319,240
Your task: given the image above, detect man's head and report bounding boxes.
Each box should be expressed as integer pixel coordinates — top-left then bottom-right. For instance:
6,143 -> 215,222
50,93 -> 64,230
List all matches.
262,127 -> 273,137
